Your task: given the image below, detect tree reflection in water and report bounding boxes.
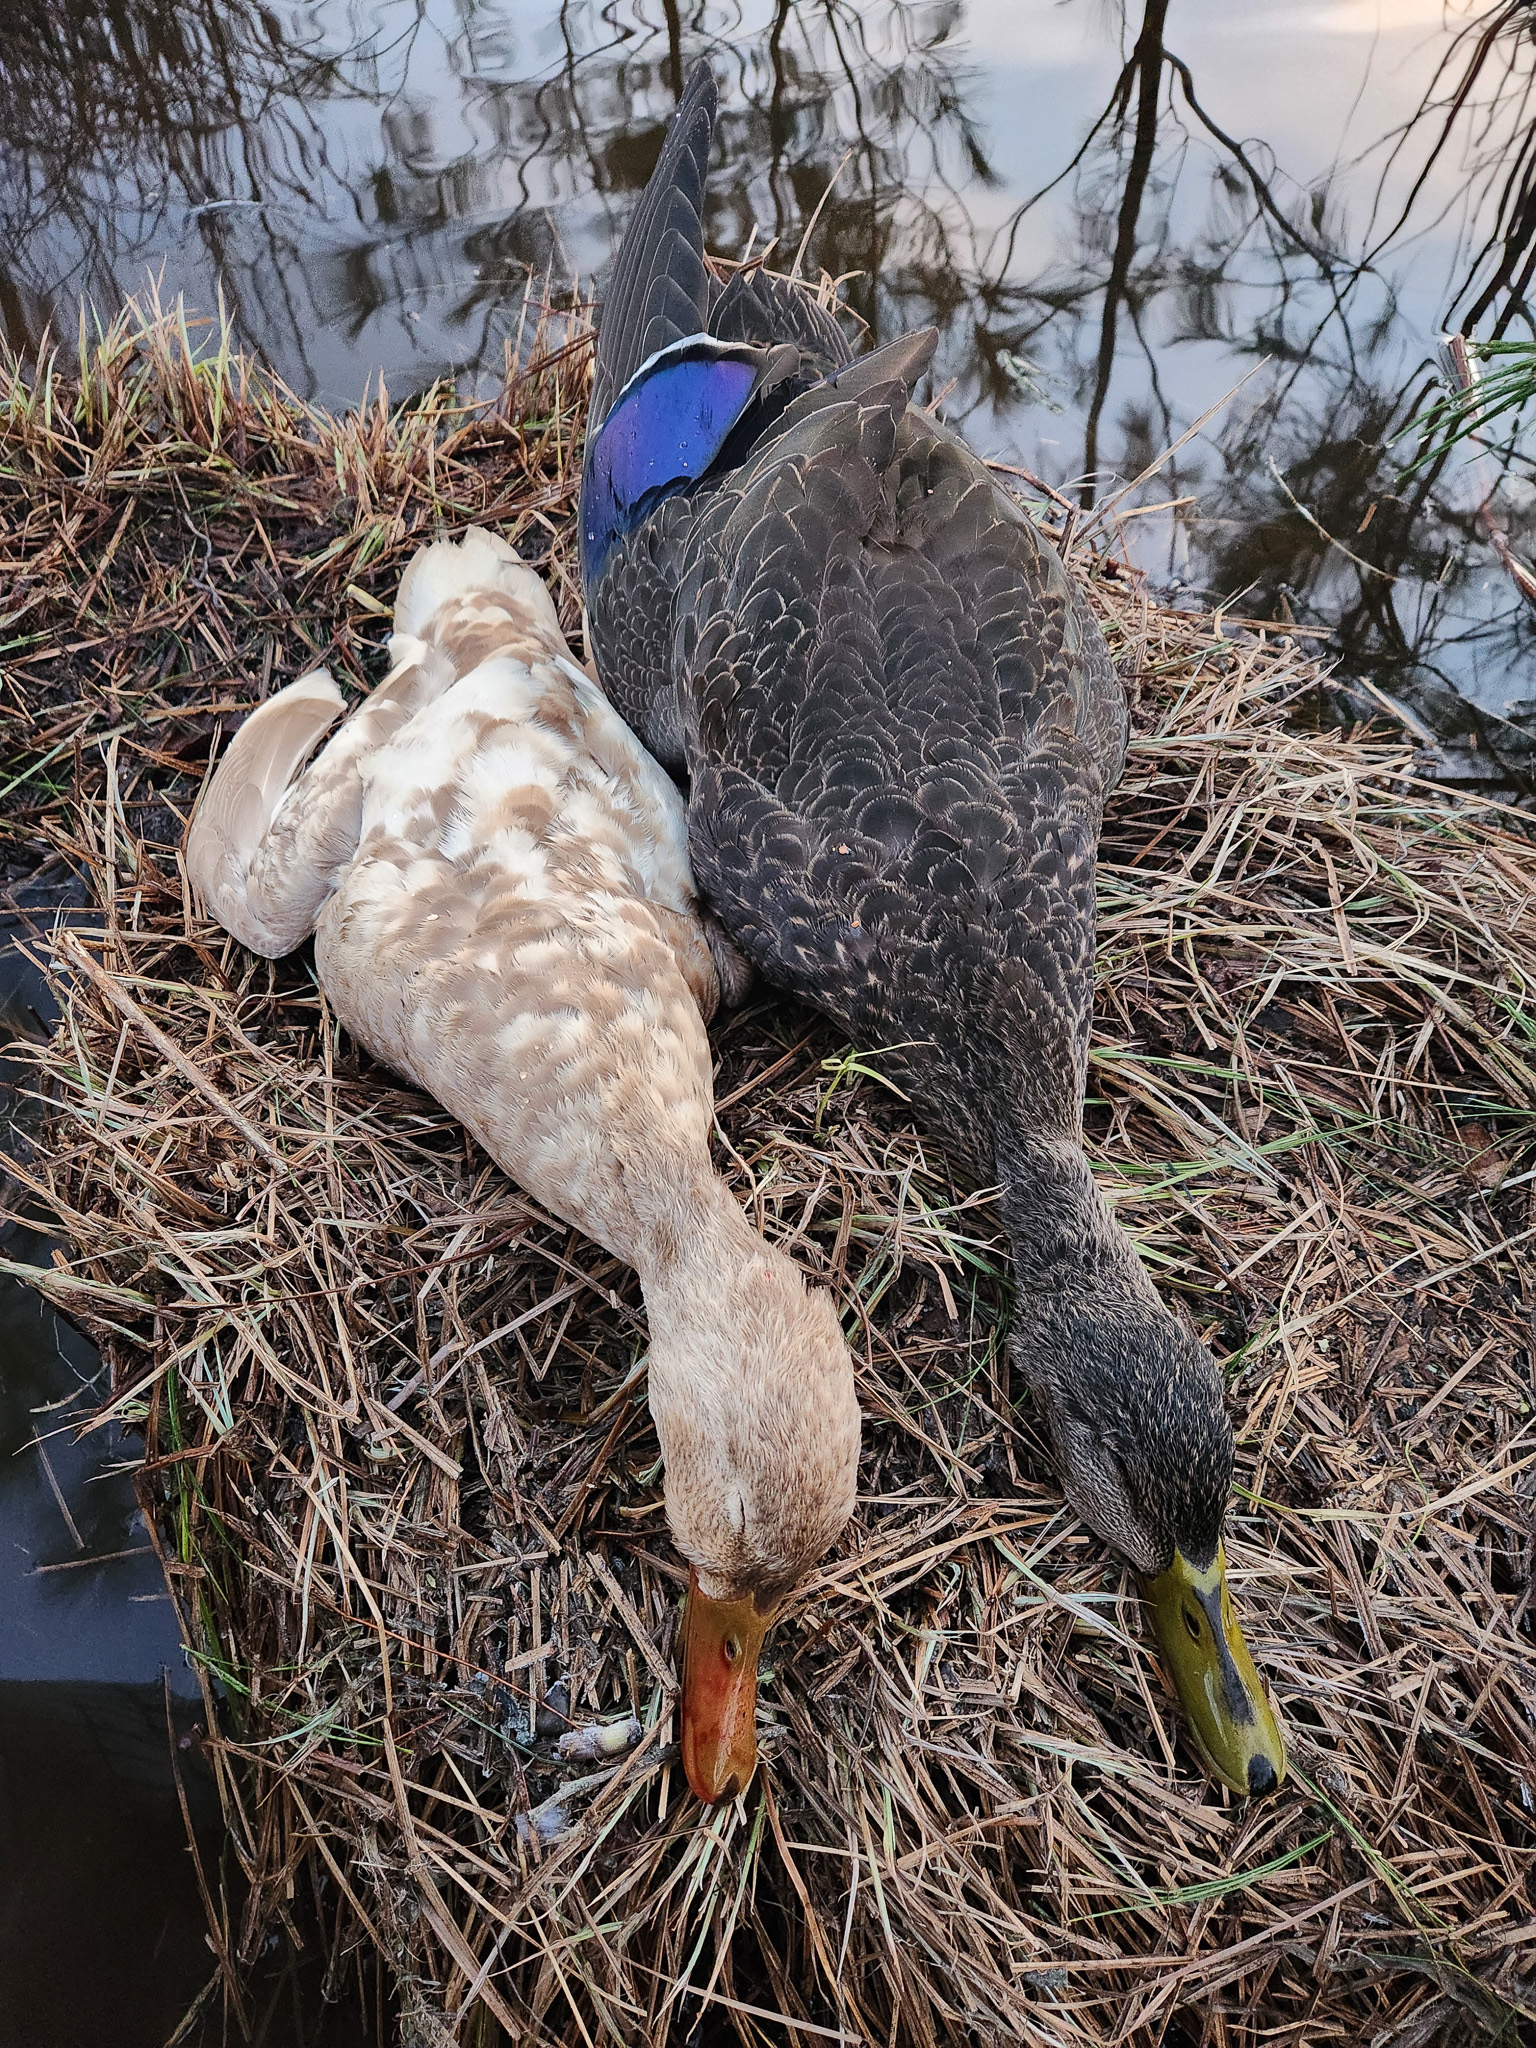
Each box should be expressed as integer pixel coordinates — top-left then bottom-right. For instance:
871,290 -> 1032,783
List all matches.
1,0 -> 1534,775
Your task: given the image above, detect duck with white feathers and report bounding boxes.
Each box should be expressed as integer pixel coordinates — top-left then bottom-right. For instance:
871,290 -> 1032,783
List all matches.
577,63 -> 1286,1797
187,526 -> 861,1807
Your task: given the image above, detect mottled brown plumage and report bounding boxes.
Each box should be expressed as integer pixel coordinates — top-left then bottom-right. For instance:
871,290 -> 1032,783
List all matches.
579,63 -> 1286,1795
188,528 -> 860,1801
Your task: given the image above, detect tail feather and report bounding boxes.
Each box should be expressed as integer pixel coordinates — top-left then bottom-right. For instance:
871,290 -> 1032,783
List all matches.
394,525 -> 560,646
709,268 -> 853,378
589,61 -> 717,433
733,329 -> 939,482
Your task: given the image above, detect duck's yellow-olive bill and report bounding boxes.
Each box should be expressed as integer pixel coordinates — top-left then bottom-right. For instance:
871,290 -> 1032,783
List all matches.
1144,1542 -> 1286,1798
679,1573 -> 773,1805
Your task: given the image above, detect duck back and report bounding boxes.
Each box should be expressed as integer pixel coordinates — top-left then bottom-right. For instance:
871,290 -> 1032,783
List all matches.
582,67 -> 1126,1170
191,527 -> 721,1267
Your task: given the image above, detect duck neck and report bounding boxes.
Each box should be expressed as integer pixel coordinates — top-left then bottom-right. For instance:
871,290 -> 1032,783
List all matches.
630,1162 -> 859,1609
631,1169 -> 776,1399
995,1127 -> 1157,1320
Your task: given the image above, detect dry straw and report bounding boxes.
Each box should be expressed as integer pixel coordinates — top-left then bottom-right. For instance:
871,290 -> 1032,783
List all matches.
1,297 -> 1533,2047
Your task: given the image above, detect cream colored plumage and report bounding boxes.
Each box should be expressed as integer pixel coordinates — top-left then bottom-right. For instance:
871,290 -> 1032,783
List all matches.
187,527 -> 860,1803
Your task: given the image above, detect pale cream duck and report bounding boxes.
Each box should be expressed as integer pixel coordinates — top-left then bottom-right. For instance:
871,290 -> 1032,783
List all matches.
186,527 -> 860,1805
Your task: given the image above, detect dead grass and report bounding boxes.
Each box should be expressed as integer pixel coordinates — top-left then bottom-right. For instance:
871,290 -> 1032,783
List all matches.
1,298 -> 1533,2048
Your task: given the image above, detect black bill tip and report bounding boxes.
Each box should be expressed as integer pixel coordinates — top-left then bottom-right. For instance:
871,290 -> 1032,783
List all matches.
1247,1754 -> 1279,1798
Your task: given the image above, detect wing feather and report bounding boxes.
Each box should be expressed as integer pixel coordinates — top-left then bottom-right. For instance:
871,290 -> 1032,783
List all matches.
186,673 -> 348,957
589,62 -> 717,433
674,390 -> 1119,1165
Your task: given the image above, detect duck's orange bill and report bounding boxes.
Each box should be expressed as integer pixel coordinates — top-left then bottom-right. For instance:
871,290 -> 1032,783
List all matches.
679,1572 -> 773,1805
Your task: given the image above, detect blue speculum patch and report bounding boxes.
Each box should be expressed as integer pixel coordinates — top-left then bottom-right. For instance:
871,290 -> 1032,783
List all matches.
581,343 -> 760,588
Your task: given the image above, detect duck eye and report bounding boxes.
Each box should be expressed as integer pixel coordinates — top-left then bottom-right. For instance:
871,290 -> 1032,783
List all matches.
723,1635 -> 741,1666
1183,1605 -> 1202,1642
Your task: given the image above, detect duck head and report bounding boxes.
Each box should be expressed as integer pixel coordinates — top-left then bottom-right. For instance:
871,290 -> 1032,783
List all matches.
643,1204 -> 860,1805
1019,1298 -> 1287,1797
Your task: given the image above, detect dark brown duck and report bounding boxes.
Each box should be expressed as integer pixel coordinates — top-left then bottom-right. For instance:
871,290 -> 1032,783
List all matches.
579,60 -> 1286,1800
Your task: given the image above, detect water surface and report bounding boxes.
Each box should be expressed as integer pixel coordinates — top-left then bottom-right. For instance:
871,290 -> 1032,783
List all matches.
4,0 -> 1534,767
0,925 -> 220,2048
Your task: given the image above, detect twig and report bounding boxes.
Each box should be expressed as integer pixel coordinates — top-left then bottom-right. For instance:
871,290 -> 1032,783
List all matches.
57,931 -> 287,1172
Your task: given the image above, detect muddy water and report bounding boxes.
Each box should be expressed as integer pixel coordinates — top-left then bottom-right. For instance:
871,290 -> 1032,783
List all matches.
2,2 -> 1535,2040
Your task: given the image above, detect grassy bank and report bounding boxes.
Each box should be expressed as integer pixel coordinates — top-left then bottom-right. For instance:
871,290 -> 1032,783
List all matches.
1,299 -> 1533,2047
